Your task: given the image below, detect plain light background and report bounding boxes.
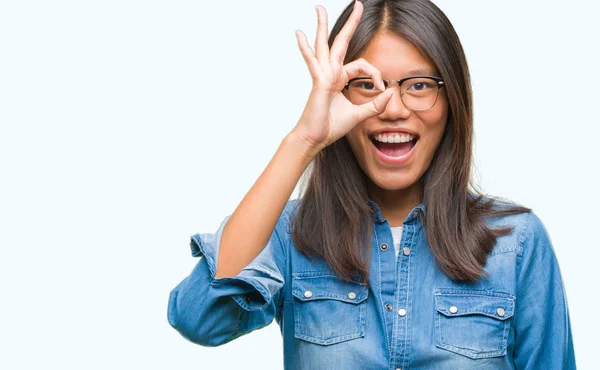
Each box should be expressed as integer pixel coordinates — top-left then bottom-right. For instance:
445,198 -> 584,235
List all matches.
1,0 -> 598,368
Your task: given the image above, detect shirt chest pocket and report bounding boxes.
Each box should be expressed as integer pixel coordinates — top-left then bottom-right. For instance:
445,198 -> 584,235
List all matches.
291,274 -> 369,345
434,289 -> 515,360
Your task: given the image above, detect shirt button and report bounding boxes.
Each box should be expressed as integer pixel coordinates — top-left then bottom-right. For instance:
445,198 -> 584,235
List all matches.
245,295 -> 251,303
397,308 -> 407,316
347,292 -> 356,300
380,243 -> 389,251
496,307 -> 505,317
449,306 -> 458,314
304,290 -> 313,298
402,247 -> 411,256
384,303 -> 392,311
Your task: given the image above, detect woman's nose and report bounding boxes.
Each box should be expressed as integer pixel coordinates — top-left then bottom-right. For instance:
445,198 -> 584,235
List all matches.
377,85 -> 411,120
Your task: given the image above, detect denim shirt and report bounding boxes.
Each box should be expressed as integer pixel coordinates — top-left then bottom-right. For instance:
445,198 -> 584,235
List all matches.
167,198 -> 576,369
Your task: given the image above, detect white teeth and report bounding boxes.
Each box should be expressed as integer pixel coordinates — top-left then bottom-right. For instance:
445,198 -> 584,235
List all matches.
374,133 -> 415,143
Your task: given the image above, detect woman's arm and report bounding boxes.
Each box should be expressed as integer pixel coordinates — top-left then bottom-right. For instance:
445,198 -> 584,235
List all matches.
167,133 -> 316,346
512,211 -> 576,369
214,132 -> 317,278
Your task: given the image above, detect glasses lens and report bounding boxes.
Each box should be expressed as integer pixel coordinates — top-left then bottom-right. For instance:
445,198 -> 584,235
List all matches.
347,77 -> 440,110
347,78 -> 380,100
400,77 -> 439,110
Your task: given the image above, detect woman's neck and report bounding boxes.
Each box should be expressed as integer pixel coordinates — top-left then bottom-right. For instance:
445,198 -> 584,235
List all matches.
368,181 -> 422,227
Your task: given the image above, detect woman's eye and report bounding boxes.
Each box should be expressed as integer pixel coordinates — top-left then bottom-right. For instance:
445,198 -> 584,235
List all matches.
408,82 -> 433,91
358,81 -> 376,90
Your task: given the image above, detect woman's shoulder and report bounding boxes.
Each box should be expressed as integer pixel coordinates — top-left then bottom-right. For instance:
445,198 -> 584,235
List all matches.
283,198 -> 301,218
478,194 -> 551,257
279,198 -> 301,234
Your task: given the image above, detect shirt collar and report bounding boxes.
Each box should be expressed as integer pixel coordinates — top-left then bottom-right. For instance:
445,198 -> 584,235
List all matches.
367,198 -> 425,224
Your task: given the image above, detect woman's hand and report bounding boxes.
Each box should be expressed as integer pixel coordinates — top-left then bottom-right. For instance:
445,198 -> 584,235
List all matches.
292,1 -> 393,154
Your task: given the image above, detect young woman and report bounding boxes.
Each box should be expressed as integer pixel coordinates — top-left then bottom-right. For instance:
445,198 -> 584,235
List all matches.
168,0 -> 576,368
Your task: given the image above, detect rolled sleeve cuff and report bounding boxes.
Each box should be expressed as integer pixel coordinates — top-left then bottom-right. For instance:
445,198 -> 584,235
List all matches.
189,231 -> 284,311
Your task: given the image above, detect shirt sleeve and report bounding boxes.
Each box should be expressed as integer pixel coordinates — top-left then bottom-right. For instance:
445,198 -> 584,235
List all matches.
167,205 -> 290,347
513,211 -> 576,369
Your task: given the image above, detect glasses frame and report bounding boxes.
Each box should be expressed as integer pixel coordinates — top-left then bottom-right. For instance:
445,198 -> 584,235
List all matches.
344,75 -> 445,111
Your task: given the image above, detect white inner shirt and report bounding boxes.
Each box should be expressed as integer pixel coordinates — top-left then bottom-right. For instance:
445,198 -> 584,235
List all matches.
390,225 -> 403,258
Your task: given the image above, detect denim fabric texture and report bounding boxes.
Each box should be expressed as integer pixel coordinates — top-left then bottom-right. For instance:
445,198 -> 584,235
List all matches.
167,198 -> 576,369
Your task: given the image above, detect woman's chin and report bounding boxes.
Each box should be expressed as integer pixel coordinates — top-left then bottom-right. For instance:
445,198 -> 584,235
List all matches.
368,171 -> 419,191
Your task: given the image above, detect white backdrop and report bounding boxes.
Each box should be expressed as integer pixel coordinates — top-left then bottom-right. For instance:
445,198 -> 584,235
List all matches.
1,0 -> 598,369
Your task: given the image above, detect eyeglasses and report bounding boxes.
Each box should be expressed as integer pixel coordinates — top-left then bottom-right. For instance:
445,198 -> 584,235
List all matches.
344,76 -> 445,111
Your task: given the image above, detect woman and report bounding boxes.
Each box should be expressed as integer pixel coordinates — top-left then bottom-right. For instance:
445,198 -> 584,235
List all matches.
167,0 -> 576,368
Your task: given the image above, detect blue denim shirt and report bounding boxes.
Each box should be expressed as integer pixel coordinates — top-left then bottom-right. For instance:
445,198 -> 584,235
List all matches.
168,198 -> 576,369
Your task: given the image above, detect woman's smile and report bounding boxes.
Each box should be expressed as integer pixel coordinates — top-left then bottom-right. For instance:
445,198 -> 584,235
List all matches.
369,129 -> 419,165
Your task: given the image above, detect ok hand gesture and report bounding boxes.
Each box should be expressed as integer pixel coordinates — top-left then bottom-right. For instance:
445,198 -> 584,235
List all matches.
292,1 -> 393,153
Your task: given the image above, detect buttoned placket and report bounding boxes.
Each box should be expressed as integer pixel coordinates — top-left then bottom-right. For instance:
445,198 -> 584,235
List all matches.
369,199 -> 423,370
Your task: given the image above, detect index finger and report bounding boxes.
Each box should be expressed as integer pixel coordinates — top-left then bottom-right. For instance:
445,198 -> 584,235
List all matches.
329,0 -> 363,64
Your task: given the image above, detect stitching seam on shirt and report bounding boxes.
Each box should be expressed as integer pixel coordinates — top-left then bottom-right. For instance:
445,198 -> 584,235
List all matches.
512,211 -> 532,340
275,205 -> 290,311
517,211 -> 533,257
402,223 -> 416,369
374,226 -> 391,359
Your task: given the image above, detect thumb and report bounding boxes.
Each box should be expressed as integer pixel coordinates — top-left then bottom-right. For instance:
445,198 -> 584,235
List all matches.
354,89 -> 393,122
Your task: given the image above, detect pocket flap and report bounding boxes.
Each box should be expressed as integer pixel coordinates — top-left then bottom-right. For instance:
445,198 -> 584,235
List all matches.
292,274 -> 368,304
434,290 -> 515,321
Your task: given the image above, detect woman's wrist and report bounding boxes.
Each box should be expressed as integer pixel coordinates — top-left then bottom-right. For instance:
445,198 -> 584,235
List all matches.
285,129 -> 324,162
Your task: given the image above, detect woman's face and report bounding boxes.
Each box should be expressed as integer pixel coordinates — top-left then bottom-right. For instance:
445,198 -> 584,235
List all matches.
344,32 -> 449,194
